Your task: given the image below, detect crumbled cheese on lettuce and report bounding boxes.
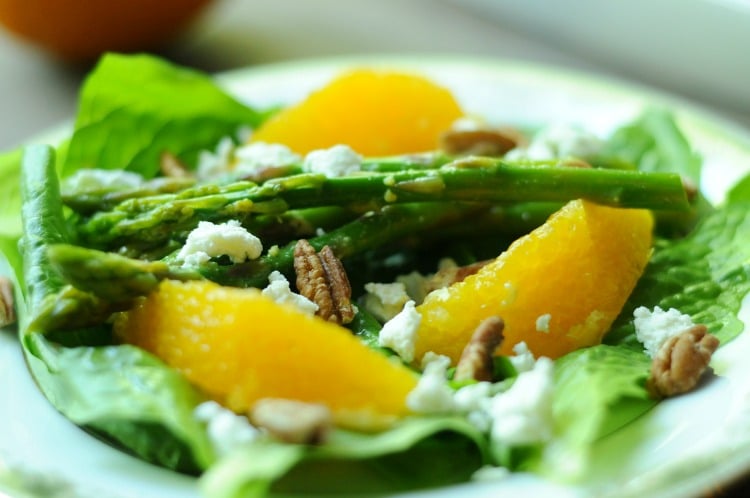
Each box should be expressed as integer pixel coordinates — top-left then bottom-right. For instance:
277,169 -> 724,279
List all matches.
633,305 -> 696,358
177,220 -> 262,266
378,300 -> 421,362
303,144 -> 362,177
407,353 -> 456,413
62,168 -> 144,193
196,136 -> 236,179
234,142 -> 301,177
262,271 -> 318,315
506,124 -> 603,160
363,282 -> 411,322
194,401 -> 259,456
489,357 -> 555,446
509,341 -> 536,373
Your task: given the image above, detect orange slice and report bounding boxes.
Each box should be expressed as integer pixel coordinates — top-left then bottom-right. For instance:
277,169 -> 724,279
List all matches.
250,69 -> 464,156
115,280 -> 418,427
414,199 -> 654,361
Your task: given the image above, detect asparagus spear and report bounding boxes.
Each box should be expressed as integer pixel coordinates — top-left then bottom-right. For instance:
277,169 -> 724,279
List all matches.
74,161 -> 689,250
44,202 -> 484,311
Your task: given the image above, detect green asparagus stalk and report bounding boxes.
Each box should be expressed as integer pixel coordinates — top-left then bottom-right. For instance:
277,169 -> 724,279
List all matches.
182,202 -> 487,288
74,160 -> 689,250
45,202 -> 484,313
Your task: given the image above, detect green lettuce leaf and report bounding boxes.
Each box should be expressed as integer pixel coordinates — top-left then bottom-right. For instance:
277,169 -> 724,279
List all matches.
0,149 -> 23,238
607,201 -> 750,347
600,108 -> 702,181
62,53 -> 267,178
544,345 -> 655,481
726,170 -> 750,204
23,332 -> 215,472
201,417 -> 486,498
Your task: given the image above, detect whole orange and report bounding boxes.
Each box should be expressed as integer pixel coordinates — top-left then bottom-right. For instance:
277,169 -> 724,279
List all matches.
0,0 -> 215,61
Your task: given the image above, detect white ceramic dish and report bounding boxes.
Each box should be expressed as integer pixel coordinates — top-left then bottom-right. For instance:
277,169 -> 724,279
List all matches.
2,55 -> 750,498
453,0 -> 750,117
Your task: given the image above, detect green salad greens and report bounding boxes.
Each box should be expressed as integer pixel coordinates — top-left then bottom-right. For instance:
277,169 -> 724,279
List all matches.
2,53 -> 750,498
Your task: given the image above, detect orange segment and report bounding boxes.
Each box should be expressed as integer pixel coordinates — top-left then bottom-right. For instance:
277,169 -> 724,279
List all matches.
115,280 -> 418,427
414,199 -> 654,361
250,69 -> 464,156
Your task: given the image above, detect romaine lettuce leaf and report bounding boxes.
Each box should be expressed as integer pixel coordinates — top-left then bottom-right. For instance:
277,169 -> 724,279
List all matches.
600,108 -> 702,181
62,53 -> 267,178
543,344 -> 655,481
607,201 -> 750,347
201,417 -> 486,498
0,149 -> 23,237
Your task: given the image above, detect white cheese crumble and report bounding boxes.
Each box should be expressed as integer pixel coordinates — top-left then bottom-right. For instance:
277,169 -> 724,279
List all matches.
406,353 -> 456,413
262,271 -> 318,315
509,341 -> 536,373
506,124 -> 603,161
489,357 -> 555,446
303,144 -> 362,177
196,136 -> 236,179
535,313 -> 552,333
62,168 -> 144,193
363,282 -> 411,322
633,305 -> 696,358
194,401 -> 260,456
233,142 -> 301,177
378,300 -> 421,362
177,220 -> 263,267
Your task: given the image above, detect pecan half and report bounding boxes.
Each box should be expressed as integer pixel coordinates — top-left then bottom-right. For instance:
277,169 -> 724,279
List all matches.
454,316 -> 505,382
294,239 -> 354,324
250,398 -> 333,445
647,324 -> 719,398
440,127 -> 524,157
0,276 -> 15,328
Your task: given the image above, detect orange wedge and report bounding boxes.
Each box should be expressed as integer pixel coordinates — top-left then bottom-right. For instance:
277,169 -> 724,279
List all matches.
115,280 -> 418,427
250,69 -> 464,156
414,199 -> 654,361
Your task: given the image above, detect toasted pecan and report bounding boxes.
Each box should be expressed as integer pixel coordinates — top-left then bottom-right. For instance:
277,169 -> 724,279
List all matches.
294,239 -> 354,324
454,316 -> 505,382
647,324 -> 719,398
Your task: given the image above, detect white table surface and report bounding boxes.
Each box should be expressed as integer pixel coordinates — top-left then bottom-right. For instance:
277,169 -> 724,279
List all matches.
1,0 -> 748,151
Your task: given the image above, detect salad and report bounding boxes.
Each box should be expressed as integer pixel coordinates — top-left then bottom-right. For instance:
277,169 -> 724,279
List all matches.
1,53 -> 750,498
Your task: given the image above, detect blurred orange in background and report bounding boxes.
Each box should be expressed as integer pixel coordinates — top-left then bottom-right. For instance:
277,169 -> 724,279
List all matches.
0,0 -> 215,61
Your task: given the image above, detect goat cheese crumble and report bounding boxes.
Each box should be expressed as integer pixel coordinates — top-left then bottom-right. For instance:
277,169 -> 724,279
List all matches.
378,300 -> 421,362
177,220 -> 263,267
509,341 -> 536,373
363,282 -> 411,322
62,168 -> 144,193
633,305 -> 696,358
407,353 -> 456,413
506,124 -> 603,161
196,136 -> 236,179
234,142 -> 301,177
303,144 -> 362,177
194,401 -> 260,456
489,357 -> 555,446
262,271 -> 318,315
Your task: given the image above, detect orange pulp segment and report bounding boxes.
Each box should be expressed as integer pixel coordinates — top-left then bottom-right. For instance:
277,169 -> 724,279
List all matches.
250,69 -> 464,156
115,280 -> 418,427
414,199 -> 654,361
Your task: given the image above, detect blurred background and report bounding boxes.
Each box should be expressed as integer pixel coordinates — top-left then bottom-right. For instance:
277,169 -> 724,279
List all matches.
1,0 -> 749,150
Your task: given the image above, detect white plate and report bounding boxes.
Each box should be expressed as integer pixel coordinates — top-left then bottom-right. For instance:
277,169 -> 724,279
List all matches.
2,55 -> 750,498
